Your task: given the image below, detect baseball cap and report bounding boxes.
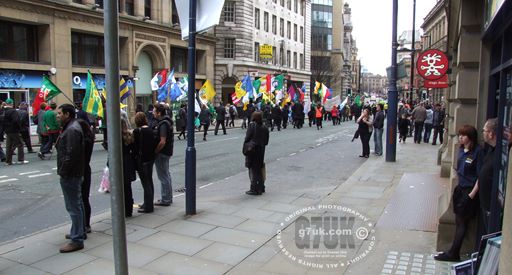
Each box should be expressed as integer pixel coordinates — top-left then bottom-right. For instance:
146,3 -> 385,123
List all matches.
5,98 -> 13,105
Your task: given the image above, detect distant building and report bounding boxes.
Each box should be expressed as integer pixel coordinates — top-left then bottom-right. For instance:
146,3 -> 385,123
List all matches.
361,73 -> 388,97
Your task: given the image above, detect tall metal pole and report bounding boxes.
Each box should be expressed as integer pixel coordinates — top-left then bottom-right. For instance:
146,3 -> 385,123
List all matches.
104,0 -> 128,273
386,0 -> 398,162
409,0 -> 416,102
185,0 -> 197,215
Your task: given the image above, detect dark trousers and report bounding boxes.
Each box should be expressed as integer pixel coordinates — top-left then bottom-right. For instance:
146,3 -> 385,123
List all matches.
271,119 -> 281,131
447,213 -> 471,258
423,123 -> 433,143
20,129 -> 33,152
360,132 -> 371,156
5,133 -> 24,163
282,119 -> 287,129
202,123 -> 209,139
316,118 -> 323,130
41,133 -> 58,154
228,117 -> 235,127
249,166 -> 264,193
214,120 -> 226,135
82,164 -> 91,229
332,117 -> 338,125
137,160 -> 154,212
432,125 -> 444,144
124,175 -> 133,216
414,121 -> 424,143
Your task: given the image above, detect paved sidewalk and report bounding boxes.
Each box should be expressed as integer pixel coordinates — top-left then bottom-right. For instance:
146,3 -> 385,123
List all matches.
0,137 -> 451,275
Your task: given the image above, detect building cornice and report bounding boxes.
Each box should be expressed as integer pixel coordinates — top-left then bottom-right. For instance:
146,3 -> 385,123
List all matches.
421,0 -> 448,28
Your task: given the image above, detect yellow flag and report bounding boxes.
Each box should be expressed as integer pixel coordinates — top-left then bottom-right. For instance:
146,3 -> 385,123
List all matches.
235,81 -> 246,99
199,80 -> 216,102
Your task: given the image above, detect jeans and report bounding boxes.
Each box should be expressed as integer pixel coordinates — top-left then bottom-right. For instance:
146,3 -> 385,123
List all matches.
414,121 -> 424,143
82,164 -> 91,229
41,133 -> 58,154
60,176 -> 85,244
374,128 -> 383,155
20,129 -> 33,152
432,125 -> 444,144
155,153 -> 172,204
5,133 -> 24,163
137,160 -> 155,211
423,123 -> 433,143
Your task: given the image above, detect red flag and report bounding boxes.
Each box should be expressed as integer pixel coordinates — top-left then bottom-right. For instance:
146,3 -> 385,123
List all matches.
231,92 -> 240,105
159,69 -> 168,87
32,88 -> 46,116
266,74 -> 272,94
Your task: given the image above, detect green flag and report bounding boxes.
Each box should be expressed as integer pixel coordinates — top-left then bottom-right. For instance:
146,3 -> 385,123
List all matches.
83,71 -> 104,118
354,95 -> 362,107
272,74 -> 284,92
41,76 -> 63,100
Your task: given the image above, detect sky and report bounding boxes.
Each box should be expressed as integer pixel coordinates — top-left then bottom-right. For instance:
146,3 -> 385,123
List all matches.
345,0 -> 439,75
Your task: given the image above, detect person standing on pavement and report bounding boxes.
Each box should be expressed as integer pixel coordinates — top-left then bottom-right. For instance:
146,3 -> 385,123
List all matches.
56,103 -> 85,253
357,108 -> 372,158
18,102 -> 34,153
199,105 -> 211,141
244,111 -> 269,195
434,125 -> 482,262
214,102 -> 227,135
121,117 -> 136,217
2,98 -> 28,165
411,102 -> 427,144
373,104 -> 385,156
423,105 -> 434,143
76,119 -> 94,234
39,102 -> 60,160
153,103 -> 174,206
432,103 -> 445,145
133,112 -> 156,213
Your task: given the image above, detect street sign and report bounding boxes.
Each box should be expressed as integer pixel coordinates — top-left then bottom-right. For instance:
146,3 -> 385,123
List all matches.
416,49 -> 449,80
175,0 -> 225,40
260,44 -> 273,59
424,75 -> 449,88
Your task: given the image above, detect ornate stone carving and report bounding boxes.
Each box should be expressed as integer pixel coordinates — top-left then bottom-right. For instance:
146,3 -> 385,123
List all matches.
134,32 -> 167,43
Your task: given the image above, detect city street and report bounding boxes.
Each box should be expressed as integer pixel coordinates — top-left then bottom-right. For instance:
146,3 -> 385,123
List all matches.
0,120 -> 363,244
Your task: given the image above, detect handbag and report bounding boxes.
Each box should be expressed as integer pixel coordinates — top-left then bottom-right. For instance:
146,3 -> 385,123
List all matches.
243,140 -> 257,156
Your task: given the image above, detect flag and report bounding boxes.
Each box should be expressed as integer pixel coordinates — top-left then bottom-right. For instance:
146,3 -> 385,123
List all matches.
170,82 -> 182,101
235,81 -> 246,99
231,92 -> 240,105
157,77 -> 172,102
299,84 -> 306,102
323,88 -> 332,103
241,75 -> 254,98
271,74 -> 285,93
177,76 -> 188,93
354,95 -> 362,107
288,85 -> 296,102
32,88 -> 46,116
119,77 -> 131,102
199,79 -> 216,102
33,76 -> 63,115
314,81 -> 321,94
83,71 -> 104,118
150,69 -> 168,90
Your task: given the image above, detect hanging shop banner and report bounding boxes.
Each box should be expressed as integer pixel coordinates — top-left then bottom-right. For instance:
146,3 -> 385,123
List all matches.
72,73 -> 106,90
424,75 -> 449,88
0,70 -> 45,88
416,49 -> 449,81
260,44 -> 273,59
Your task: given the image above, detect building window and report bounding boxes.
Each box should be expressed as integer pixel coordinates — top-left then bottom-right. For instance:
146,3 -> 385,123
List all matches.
171,47 -> 187,72
172,0 -> 179,24
255,8 -> 260,29
294,0 -> 298,13
224,38 -> 235,58
272,15 -> 277,35
287,21 -> 291,39
286,50 -> 291,67
300,0 -> 304,15
264,12 -> 269,32
72,32 -> 104,66
272,46 -> 277,64
224,1 -> 235,22
293,52 -> 297,69
144,0 -> 151,18
95,0 -> 103,8
254,42 -> 260,62
0,20 -> 38,62
125,0 -> 134,15
300,26 -> 303,43
300,53 -> 304,69
280,47 -> 284,66
280,18 -> 284,37
294,24 -> 297,41
287,0 -> 291,10
280,0 -> 285,7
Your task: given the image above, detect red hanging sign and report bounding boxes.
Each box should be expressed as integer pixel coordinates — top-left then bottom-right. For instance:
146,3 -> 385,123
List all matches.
424,75 -> 449,88
417,49 -> 449,80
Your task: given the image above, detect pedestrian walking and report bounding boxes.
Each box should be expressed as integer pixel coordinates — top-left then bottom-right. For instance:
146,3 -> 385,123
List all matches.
2,98 -> 27,165
398,113 -> 409,143
199,105 -> 211,141
153,104 -> 174,206
331,107 -> 338,126
35,102 -> 47,152
243,111 -> 269,195
176,104 -> 187,140
228,104 -> 237,127
76,119 -> 94,233
434,125 -> 482,262
18,102 -> 34,153
423,105 -> 434,143
357,108 -> 372,158
411,102 -> 427,143
432,103 -> 445,145
39,102 -> 60,160
56,104 -> 85,253
282,104 -> 290,129
133,112 -> 157,213
373,104 -> 385,156
214,103 -> 227,135
315,104 -> 324,130
308,105 -> 315,127
271,104 -> 282,131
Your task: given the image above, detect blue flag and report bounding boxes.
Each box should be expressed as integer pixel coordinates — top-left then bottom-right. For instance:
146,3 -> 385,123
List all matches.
157,77 -> 171,102
241,75 -> 253,98
170,82 -> 182,101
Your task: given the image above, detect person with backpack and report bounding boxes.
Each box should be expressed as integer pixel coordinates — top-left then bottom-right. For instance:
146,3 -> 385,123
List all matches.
2,98 -> 28,165
153,103 -> 174,206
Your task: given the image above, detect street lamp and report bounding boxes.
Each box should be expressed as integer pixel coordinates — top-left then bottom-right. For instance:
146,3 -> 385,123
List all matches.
410,0 -> 417,102
386,0 -> 399,162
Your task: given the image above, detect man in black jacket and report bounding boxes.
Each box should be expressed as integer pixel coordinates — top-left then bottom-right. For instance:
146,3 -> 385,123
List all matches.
2,98 -> 27,165
271,105 -> 282,131
432,103 -> 445,145
18,102 -> 33,153
56,104 -> 85,253
373,104 -> 385,156
214,103 -> 227,135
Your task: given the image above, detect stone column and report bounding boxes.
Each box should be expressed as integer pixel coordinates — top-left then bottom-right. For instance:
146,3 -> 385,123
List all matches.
134,0 -> 144,17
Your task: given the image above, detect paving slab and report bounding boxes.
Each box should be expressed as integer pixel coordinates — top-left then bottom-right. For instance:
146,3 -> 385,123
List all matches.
138,231 -> 213,256
1,241 -> 59,265
0,263 -> 51,275
0,257 -> 17,272
195,242 -> 254,266
85,242 -> 166,268
156,219 -> 216,237
63,258 -> 158,275
200,227 -> 268,249
143,251 -> 232,275
186,212 -> 247,228
235,219 -> 277,235
30,252 -> 96,274
232,207 -> 276,221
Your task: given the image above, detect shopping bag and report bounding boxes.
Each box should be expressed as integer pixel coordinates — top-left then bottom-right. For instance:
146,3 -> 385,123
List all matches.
98,166 -> 110,193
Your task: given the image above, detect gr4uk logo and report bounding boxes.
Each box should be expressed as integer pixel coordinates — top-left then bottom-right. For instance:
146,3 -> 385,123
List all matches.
275,204 -> 376,270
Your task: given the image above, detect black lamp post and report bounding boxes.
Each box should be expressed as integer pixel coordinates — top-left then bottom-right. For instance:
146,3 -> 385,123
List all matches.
386,0 -> 399,162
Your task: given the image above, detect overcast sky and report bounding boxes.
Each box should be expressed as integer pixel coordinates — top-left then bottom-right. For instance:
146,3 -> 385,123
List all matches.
345,0 -> 439,75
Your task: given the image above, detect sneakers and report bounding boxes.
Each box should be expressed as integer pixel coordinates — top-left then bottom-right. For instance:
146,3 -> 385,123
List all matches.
38,152 -> 45,160
59,242 -> 84,253
18,160 -> 29,164
154,200 -> 171,206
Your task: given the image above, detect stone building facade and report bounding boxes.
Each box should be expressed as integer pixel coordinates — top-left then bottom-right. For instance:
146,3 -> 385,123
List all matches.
0,0 -> 216,118
214,0 -> 311,104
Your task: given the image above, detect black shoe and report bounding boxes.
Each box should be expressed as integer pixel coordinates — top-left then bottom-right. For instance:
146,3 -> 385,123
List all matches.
432,143 -> 437,145
154,200 -> 171,206
37,152 -> 45,160
85,226 -> 91,233
434,252 -> 460,262
138,208 -> 154,213
203,137 -> 207,141
245,190 -> 261,195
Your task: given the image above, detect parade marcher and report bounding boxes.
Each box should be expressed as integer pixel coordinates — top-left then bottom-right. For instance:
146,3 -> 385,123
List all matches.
133,112 -> 157,213
199,105 -> 211,141
228,104 -> 237,127
432,103 -> 445,145
271,104 -> 282,131
434,125 -> 482,262
214,102 -> 227,135
315,104 -> 324,130
246,101 -> 256,122
398,113 -> 409,143
282,104 -> 290,129
76,102 -> 91,126
308,104 -> 315,127
18,102 -> 34,153
76,118 -> 94,233
56,104 -> 85,253
296,102 -> 305,128
177,104 -> 187,140
99,96 -> 108,150
244,111 -> 269,195
121,117 -> 136,217
331,107 -> 338,126
241,106 -> 248,129
2,98 -> 28,165
262,102 -> 272,129
423,105 -> 434,143
357,108 -> 372,158
411,102 -> 427,143
36,102 -> 47,151
373,104 -> 385,156
153,104 -> 174,206
39,102 -> 60,160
